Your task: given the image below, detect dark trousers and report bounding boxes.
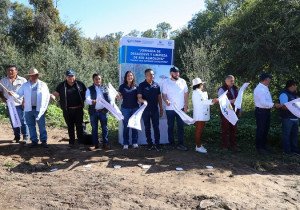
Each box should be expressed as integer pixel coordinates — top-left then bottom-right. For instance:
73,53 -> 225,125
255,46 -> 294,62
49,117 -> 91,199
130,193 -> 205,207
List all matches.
255,108 -> 271,150
282,118 -> 299,153
90,111 -> 108,146
63,108 -> 84,144
142,109 -> 160,145
166,110 -> 184,145
221,115 -> 237,149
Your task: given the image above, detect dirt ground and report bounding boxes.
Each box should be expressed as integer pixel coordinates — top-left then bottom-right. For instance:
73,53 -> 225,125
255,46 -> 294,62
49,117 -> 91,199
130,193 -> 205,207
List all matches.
0,122 -> 299,210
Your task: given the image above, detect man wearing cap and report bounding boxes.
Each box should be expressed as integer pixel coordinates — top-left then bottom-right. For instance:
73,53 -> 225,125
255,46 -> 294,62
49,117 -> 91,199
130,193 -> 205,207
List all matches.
0,65 -> 29,143
254,73 -> 282,155
278,80 -> 299,155
51,69 -> 87,146
137,68 -> 163,151
162,66 -> 189,151
12,68 -> 50,148
217,75 -> 239,151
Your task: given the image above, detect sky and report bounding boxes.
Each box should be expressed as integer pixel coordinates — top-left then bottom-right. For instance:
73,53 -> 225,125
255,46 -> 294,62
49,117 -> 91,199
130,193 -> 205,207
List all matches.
14,0 -> 205,38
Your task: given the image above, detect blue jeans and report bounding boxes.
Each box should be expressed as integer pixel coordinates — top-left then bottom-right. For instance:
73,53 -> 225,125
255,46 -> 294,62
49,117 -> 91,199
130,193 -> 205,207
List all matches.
24,109 -> 47,143
282,118 -> 299,153
166,110 -> 184,145
90,111 -> 108,145
7,105 -> 29,139
142,109 -> 160,145
121,107 -> 138,145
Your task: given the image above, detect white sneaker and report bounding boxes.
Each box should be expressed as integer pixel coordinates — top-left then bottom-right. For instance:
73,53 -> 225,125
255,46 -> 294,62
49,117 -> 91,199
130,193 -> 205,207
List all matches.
195,145 -> 207,153
133,144 -> 139,148
123,145 -> 129,150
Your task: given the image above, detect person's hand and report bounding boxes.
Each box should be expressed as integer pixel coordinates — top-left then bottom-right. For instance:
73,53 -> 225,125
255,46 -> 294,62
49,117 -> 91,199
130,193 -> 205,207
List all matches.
212,98 -> 218,104
92,100 -> 97,105
230,99 -> 236,104
116,94 -> 122,100
165,100 -> 171,106
184,104 -> 188,113
50,94 -> 56,101
7,91 -> 13,96
274,103 -> 283,109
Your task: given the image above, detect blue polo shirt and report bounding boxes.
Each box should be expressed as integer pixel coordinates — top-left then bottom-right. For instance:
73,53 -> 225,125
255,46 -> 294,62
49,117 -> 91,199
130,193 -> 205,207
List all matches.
118,83 -> 139,109
137,80 -> 161,111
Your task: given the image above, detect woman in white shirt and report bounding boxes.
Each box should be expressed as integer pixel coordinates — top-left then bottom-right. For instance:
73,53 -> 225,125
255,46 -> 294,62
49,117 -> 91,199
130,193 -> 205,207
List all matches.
192,78 -> 218,153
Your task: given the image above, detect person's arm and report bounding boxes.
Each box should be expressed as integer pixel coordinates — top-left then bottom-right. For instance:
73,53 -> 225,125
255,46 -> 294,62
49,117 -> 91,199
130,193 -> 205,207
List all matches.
85,88 -> 96,105
158,94 -> 163,117
279,93 -> 289,110
50,91 -> 59,101
137,94 -> 146,104
184,92 -> 188,112
162,93 -> 170,106
183,82 -> 188,112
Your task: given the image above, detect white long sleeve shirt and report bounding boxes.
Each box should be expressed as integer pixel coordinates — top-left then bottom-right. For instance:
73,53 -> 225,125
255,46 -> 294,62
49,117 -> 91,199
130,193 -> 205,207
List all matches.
253,83 -> 274,109
85,85 -> 105,110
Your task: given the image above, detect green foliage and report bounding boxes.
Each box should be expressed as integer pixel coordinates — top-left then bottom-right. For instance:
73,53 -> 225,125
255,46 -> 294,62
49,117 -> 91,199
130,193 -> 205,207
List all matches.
45,104 -> 66,127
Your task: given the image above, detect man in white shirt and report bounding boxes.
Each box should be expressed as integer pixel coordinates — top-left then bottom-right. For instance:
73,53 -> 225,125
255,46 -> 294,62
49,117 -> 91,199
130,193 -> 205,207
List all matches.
254,73 -> 282,155
85,73 -> 110,151
162,66 -> 189,151
0,65 -> 29,143
14,68 -> 50,148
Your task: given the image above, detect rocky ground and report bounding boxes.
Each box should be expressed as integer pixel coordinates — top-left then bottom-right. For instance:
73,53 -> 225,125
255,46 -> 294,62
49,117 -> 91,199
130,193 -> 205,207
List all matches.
0,122 -> 299,209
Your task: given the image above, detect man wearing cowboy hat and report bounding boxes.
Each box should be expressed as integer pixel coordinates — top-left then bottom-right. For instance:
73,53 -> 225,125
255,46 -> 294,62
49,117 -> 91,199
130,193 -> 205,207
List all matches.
0,64 -> 29,143
162,66 -> 189,151
10,68 -> 50,148
192,77 -> 218,153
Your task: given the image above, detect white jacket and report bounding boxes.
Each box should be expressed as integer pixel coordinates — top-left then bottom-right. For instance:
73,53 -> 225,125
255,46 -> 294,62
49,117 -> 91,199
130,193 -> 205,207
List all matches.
17,80 -> 50,119
192,89 -> 213,121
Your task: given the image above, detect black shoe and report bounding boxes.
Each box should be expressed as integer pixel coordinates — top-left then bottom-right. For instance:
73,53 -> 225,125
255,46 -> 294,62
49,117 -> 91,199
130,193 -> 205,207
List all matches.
41,142 -> 48,148
12,137 -> 20,143
154,144 -> 162,151
257,149 -> 268,155
166,142 -> 176,150
176,144 -> 188,151
29,142 -> 38,148
147,144 -> 154,151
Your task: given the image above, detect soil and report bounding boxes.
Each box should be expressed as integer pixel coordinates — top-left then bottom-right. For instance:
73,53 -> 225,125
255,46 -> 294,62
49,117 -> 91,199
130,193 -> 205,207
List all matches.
0,122 -> 299,210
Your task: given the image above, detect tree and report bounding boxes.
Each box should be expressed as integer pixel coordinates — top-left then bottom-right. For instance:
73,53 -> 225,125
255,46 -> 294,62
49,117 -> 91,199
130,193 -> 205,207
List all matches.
126,29 -> 140,37
141,29 -> 156,38
0,0 -> 10,37
155,22 -> 172,38
213,0 -> 300,85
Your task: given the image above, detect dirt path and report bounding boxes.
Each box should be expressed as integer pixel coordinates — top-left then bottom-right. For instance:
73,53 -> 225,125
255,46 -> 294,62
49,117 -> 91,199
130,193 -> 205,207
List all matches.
0,122 -> 299,209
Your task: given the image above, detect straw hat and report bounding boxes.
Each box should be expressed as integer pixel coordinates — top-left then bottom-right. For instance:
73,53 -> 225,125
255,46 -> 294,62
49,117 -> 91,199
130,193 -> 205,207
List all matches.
26,68 -> 40,76
192,77 -> 205,87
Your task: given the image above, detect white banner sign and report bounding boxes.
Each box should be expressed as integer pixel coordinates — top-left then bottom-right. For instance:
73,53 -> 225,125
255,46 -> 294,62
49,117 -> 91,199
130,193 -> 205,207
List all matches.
219,91 -> 238,125
172,103 -> 195,125
7,97 -> 21,128
97,97 -> 124,121
127,103 -> 148,130
234,82 -> 250,112
285,98 -> 300,118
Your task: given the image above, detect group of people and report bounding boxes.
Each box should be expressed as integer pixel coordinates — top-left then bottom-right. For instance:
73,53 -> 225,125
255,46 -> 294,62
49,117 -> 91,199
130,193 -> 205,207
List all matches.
0,64 -> 299,155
